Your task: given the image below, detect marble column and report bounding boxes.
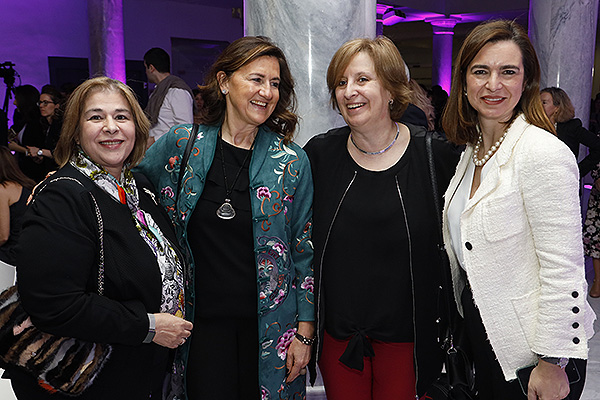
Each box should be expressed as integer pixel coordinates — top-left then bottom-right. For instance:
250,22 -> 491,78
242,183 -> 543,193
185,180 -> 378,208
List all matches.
426,17 -> 460,95
529,0 -> 599,128
245,0 -> 377,145
87,0 -> 126,82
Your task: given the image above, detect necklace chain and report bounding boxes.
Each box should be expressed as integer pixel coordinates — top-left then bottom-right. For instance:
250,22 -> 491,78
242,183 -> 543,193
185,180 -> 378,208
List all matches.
350,122 -> 399,155
472,121 -> 514,167
216,131 -> 255,219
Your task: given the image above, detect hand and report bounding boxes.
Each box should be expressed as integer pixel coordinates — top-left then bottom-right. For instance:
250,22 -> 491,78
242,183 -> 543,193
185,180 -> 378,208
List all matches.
527,359 -> 570,400
285,321 -> 315,383
152,313 -> 193,349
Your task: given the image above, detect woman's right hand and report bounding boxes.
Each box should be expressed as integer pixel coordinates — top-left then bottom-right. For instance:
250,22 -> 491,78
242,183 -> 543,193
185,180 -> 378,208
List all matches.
152,313 -> 193,349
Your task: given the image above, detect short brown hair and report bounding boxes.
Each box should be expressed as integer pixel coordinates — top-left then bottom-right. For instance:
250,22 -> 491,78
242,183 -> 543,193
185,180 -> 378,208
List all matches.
541,87 -> 575,123
326,36 -> 412,122
54,77 -> 150,168
199,36 -> 297,144
442,20 -> 554,145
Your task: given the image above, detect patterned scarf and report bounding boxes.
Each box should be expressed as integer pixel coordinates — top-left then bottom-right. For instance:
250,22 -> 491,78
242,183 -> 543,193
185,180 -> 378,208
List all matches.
71,150 -> 185,318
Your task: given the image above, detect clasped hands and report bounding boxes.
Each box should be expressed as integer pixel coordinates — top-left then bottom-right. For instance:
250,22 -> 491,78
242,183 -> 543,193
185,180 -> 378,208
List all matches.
152,313 -> 193,349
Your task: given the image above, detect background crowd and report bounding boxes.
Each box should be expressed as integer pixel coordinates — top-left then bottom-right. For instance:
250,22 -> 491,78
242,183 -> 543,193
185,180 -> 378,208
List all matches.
0,18 -> 598,400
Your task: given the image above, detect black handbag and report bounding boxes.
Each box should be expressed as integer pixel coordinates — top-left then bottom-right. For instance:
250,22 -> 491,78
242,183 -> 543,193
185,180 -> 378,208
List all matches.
0,176 -> 112,396
423,132 -> 476,400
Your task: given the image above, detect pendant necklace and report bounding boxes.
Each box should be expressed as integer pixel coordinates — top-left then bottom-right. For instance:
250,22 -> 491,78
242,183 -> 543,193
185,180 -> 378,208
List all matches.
216,131 -> 255,220
350,122 -> 399,155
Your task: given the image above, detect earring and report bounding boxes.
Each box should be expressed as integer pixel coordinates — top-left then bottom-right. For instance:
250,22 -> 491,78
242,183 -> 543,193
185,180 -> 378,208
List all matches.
389,99 -> 394,107
463,90 -> 467,97
222,89 -> 228,95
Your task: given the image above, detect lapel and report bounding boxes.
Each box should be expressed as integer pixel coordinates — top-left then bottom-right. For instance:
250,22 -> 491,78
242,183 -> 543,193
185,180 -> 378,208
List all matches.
192,124 -> 219,178
446,114 -> 529,213
248,126 -> 275,184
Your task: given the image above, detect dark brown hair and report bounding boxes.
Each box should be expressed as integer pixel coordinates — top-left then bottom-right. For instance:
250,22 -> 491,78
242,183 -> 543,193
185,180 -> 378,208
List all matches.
326,36 -> 411,122
541,87 -> 575,123
54,77 -> 150,168
0,146 -> 35,189
442,20 -> 554,145
198,36 -> 297,144
40,84 -> 65,123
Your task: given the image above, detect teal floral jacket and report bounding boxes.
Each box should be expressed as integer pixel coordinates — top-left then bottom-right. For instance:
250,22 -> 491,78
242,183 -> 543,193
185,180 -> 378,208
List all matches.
137,124 -> 314,400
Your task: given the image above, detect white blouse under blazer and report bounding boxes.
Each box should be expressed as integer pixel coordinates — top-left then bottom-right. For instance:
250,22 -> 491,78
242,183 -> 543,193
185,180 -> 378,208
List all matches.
442,114 -> 596,380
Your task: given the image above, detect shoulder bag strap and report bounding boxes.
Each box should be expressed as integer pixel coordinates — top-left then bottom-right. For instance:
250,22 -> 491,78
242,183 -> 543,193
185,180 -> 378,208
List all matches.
30,176 -> 105,296
173,124 -> 199,223
425,132 -> 456,332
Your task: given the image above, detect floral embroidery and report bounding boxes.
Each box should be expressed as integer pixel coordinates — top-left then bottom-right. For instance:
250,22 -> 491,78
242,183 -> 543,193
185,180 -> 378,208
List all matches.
168,156 -> 179,168
275,328 -> 296,360
257,186 -> 272,200
143,127 -> 313,399
273,289 -> 286,305
300,277 -> 314,294
261,386 -> 270,400
257,236 -> 290,313
273,242 -> 285,256
161,186 -> 175,199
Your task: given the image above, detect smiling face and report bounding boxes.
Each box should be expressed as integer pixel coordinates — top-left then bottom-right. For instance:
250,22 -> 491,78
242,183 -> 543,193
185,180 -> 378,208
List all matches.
79,90 -> 136,178
540,91 -> 558,122
335,52 -> 392,133
220,56 -> 280,130
465,40 -> 525,127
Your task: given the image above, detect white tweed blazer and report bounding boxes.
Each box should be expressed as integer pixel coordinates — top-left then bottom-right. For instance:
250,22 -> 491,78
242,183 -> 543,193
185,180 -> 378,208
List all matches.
442,114 -> 596,381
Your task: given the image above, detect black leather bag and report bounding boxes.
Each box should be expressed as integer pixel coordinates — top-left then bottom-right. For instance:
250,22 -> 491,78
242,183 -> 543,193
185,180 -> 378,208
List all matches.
423,132 -> 476,400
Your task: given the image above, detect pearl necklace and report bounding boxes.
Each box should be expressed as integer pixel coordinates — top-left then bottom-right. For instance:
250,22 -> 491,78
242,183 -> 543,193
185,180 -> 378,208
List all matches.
472,123 -> 512,167
350,122 -> 400,155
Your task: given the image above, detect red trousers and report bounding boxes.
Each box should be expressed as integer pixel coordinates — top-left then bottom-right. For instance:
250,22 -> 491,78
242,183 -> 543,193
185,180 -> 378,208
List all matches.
319,331 -> 416,400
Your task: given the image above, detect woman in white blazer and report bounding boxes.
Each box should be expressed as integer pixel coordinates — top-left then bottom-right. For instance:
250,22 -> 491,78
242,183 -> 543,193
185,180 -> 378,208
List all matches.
441,20 -> 596,400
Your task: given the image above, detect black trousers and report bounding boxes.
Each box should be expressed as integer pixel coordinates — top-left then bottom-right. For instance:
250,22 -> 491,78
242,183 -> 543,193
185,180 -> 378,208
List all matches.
461,285 -> 525,399
186,317 -> 260,400
461,285 -> 586,400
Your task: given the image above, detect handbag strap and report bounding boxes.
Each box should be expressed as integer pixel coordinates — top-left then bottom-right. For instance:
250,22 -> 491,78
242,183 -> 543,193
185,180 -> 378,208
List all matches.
30,176 -> 105,296
425,132 -> 456,331
173,123 -> 199,223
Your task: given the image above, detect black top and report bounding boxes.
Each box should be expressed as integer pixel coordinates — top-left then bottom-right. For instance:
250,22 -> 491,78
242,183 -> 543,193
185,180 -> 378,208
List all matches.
14,119 -> 46,182
41,118 -> 62,174
16,165 -> 178,399
556,118 -> 600,177
188,137 -> 257,319
304,124 -> 460,394
0,185 -> 30,265
324,144 -> 415,345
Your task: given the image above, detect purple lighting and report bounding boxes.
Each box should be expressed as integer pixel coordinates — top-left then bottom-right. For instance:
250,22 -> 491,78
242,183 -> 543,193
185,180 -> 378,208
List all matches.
425,18 -> 460,96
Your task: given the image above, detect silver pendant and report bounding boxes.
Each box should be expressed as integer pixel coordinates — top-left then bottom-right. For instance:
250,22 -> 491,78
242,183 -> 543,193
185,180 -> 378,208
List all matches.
216,200 -> 235,220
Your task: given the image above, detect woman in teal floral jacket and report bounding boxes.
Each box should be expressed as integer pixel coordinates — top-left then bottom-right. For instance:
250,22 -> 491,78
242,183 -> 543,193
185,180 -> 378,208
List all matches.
136,37 -> 314,400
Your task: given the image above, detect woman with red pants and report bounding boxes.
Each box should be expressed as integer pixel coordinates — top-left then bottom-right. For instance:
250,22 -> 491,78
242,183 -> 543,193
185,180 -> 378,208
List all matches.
304,36 -> 459,399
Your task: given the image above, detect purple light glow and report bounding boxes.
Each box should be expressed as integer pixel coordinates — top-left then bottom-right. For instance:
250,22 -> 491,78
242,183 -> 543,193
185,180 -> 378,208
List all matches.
431,33 -> 453,95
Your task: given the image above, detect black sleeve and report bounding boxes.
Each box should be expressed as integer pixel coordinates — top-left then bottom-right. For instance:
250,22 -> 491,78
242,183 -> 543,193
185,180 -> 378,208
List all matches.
431,133 -> 461,195
574,123 -> 600,177
16,179 -> 148,345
